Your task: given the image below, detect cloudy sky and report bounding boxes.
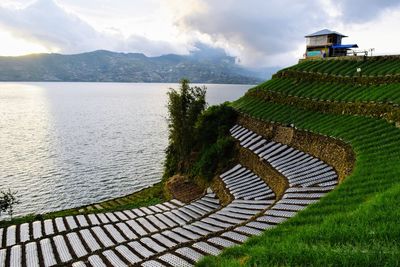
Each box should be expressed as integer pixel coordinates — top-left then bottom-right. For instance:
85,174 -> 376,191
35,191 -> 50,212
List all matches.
0,0 -> 399,67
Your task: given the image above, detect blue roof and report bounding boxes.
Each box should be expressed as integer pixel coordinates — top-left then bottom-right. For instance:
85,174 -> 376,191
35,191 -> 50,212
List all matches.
332,44 -> 358,49
305,29 -> 347,38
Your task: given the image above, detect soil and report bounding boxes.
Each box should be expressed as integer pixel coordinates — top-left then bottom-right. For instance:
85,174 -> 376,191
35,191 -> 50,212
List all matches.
165,175 -> 205,203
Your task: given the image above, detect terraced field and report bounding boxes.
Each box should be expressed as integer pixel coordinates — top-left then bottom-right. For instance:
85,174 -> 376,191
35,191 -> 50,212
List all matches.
285,56 -> 400,76
200,97 -> 400,266
253,77 -> 400,105
2,57 -> 399,266
0,123 -> 342,266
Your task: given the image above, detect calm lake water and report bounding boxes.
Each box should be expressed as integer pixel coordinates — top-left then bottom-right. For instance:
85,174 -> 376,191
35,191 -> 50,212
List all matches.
0,82 -> 251,218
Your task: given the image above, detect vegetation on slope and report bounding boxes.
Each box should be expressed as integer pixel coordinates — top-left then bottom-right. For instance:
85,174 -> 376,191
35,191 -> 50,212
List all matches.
248,57 -> 400,124
0,190 -> 19,218
285,55 -> 400,76
199,97 -> 400,266
164,79 -> 207,177
253,77 -> 400,105
0,182 -> 164,228
0,50 -> 265,84
164,79 -> 237,182
199,57 -> 400,266
255,57 -> 400,106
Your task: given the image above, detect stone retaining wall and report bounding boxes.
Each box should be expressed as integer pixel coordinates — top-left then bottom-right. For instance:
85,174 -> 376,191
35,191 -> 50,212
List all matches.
238,115 -> 355,183
248,89 -> 400,124
237,146 -> 288,199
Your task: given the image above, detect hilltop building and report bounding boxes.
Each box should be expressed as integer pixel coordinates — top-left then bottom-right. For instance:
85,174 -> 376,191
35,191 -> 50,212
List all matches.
305,29 -> 358,58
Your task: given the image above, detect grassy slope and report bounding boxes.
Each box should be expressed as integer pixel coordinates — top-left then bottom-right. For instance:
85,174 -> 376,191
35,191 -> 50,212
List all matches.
253,77 -> 400,104
0,183 -> 164,228
256,57 -> 400,104
199,58 -> 400,266
287,56 -> 400,76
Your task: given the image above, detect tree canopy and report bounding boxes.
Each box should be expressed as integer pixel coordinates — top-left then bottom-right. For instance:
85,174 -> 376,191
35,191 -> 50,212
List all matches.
164,79 -> 207,177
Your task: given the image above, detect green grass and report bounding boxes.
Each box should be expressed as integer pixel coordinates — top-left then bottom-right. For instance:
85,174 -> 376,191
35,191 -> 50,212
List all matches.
0,183 -> 164,228
198,97 -> 400,266
287,56 -> 400,76
253,77 -> 400,105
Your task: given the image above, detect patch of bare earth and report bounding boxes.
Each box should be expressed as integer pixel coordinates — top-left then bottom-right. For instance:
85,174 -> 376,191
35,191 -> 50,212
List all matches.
166,175 -> 204,203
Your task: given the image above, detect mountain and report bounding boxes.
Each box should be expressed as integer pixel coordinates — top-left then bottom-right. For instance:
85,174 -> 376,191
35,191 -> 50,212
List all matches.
0,49 -> 276,84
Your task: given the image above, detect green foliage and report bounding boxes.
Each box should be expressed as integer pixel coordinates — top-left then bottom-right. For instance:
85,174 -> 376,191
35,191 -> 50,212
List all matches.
0,189 -> 19,218
0,50 -> 263,84
164,145 -> 180,179
256,77 -> 400,105
190,103 -> 237,180
164,82 -> 238,181
0,183 -> 164,228
247,58 -> 400,126
287,56 -> 400,76
195,103 -> 238,148
199,95 -> 400,266
192,137 -> 236,181
164,79 -> 207,176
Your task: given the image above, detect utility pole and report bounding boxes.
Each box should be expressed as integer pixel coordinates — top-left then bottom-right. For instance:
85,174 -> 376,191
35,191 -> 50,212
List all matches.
369,48 -> 375,56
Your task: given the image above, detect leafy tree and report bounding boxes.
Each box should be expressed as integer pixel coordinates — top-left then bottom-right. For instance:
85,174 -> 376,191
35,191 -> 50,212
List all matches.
0,189 -> 19,218
194,103 -> 237,148
164,79 -> 207,177
191,137 -> 236,181
191,104 -> 237,180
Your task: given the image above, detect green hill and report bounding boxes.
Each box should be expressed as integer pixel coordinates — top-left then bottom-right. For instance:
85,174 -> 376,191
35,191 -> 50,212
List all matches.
287,55 -> 400,76
0,50 -> 272,84
199,56 -> 400,266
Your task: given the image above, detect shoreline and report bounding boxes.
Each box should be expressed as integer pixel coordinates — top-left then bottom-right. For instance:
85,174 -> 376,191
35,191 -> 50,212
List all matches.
0,182 -> 165,228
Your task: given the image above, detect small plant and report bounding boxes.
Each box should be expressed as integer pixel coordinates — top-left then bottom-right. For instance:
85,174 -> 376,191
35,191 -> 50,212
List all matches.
0,189 -> 19,218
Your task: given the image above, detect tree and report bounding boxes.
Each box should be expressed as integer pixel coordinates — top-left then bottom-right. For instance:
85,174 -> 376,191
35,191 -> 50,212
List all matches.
164,79 -> 207,177
191,103 -> 237,180
0,189 -> 19,218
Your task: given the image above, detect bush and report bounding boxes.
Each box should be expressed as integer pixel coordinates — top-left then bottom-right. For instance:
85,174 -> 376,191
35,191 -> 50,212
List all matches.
163,80 -> 238,182
195,103 -> 238,149
192,137 -> 236,181
0,189 -> 19,218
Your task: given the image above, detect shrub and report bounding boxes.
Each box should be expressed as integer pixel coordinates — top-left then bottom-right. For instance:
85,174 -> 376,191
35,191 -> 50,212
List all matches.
192,137 -> 236,181
0,189 -> 19,218
195,103 -> 238,149
163,81 -> 238,182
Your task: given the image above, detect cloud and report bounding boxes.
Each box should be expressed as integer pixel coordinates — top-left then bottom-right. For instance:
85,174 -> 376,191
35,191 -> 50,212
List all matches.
176,0 -> 400,67
0,0 -> 399,67
116,35 -> 188,56
177,0 -> 330,66
0,0 -> 188,55
0,0 -> 104,52
334,0 -> 400,23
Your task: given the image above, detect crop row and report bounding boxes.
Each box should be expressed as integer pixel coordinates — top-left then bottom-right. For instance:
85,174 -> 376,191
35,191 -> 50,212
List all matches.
199,96 -> 400,266
286,57 -> 400,76
253,77 -> 400,105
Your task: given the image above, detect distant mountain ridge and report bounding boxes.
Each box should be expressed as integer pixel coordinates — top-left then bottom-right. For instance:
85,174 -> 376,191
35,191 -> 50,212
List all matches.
0,49 -> 276,84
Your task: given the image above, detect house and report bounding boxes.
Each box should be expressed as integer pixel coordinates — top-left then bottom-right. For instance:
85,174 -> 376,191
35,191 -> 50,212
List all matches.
305,29 -> 358,58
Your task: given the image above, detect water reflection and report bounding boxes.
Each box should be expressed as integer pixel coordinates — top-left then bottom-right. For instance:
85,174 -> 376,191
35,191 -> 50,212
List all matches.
0,83 -> 58,217
0,82 -> 251,218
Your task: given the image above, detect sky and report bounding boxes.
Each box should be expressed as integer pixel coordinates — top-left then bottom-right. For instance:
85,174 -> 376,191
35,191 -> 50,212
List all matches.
0,0 -> 399,68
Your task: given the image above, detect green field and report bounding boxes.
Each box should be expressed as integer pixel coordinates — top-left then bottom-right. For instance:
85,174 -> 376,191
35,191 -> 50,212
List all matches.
199,57 -> 400,266
285,56 -> 400,76
253,77 -> 400,105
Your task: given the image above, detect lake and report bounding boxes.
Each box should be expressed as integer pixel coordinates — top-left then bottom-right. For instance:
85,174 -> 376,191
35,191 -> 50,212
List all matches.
0,82 -> 251,218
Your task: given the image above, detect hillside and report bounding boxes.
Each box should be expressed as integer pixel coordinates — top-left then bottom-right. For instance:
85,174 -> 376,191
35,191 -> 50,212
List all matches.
0,50 -> 274,84
0,56 -> 399,267
199,56 -> 400,266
